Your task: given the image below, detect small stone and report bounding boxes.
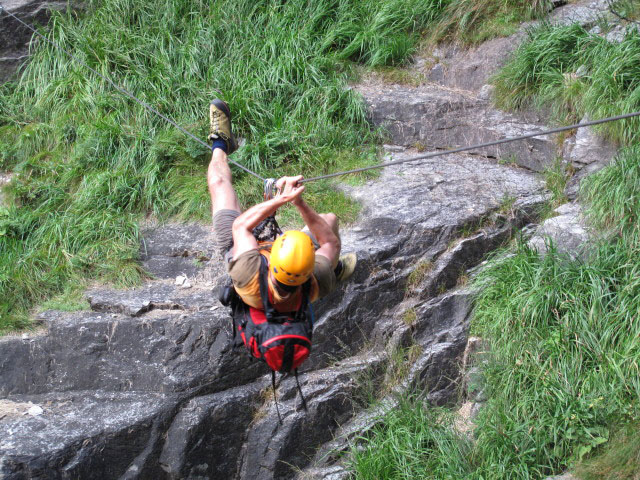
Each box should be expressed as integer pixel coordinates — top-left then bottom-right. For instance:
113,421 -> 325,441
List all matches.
589,25 -> 601,35
175,275 -> 187,286
605,26 -> 625,44
575,64 -> 588,77
383,144 -> 405,153
478,84 -> 494,101
544,474 -> 577,480
27,405 -> 43,416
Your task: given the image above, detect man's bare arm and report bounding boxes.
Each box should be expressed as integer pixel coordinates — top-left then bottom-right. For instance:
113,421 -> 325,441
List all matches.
231,176 -> 305,259
293,198 -> 340,267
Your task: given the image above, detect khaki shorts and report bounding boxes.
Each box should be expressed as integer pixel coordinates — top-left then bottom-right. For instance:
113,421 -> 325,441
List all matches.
212,209 -> 241,258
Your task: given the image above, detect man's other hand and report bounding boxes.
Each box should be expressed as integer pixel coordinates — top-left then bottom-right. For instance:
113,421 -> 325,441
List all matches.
275,175 -> 305,205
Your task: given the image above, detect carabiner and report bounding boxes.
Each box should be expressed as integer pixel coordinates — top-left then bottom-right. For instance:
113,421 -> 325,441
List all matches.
263,178 -> 277,200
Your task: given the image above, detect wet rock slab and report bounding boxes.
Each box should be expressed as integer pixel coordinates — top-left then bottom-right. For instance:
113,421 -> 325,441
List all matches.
0,390 -> 177,479
357,84 -> 557,172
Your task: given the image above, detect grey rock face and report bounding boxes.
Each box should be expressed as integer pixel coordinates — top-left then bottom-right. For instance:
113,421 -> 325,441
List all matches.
139,223 -> 221,281
567,117 -> 617,169
428,35 -> 524,92
298,289 -> 475,479
357,83 -> 557,172
562,116 -> 618,200
0,390 -> 178,480
159,382 -> 265,479
528,203 -> 591,259
548,0 -> 611,26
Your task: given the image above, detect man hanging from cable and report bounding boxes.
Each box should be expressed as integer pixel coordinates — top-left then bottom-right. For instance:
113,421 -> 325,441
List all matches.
207,99 -> 357,377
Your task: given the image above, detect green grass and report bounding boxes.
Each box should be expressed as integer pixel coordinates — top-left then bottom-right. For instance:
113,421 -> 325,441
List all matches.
610,0 -> 640,22
350,397 -> 474,480
576,424 -> 640,480
544,157 -> 571,209
0,0 -> 448,332
493,21 -> 640,144
429,0 -> 552,45
470,147 -> 640,477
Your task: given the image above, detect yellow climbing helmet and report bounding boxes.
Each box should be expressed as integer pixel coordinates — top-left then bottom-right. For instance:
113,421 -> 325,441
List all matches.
269,230 -> 315,286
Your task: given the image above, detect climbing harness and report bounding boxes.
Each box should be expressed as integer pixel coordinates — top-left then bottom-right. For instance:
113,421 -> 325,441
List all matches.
3,4 -> 640,186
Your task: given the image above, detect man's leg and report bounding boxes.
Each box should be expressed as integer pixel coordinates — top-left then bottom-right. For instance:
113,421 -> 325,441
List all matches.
208,148 -> 241,257
208,148 -> 241,216
207,99 -> 241,257
302,213 -> 356,282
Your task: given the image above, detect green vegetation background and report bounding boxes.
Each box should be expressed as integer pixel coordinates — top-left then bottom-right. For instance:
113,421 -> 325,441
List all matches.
5,0 -> 640,478
0,0 -> 452,331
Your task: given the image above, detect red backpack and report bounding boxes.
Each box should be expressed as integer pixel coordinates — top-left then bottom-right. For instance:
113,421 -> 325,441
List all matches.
220,253 -> 314,418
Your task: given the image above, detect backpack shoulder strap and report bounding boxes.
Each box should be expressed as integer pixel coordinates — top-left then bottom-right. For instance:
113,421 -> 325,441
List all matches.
296,279 -> 312,322
258,254 -> 277,322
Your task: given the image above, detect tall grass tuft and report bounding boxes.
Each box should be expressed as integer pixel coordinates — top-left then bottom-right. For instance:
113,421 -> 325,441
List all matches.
431,0 -> 552,45
468,145 -> 640,477
349,397 -> 474,480
493,22 -> 640,144
0,0 -> 445,331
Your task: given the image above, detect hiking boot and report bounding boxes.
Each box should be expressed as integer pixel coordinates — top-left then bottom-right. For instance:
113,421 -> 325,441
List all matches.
208,99 -> 238,154
335,252 -> 357,282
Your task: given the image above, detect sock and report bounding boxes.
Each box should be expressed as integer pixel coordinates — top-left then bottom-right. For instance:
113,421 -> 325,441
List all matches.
211,139 -> 228,153
333,260 -> 344,278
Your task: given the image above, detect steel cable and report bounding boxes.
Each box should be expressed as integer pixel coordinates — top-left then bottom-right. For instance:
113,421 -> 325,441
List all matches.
0,4 -> 265,181
300,111 -> 640,183
4,5 -> 640,187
